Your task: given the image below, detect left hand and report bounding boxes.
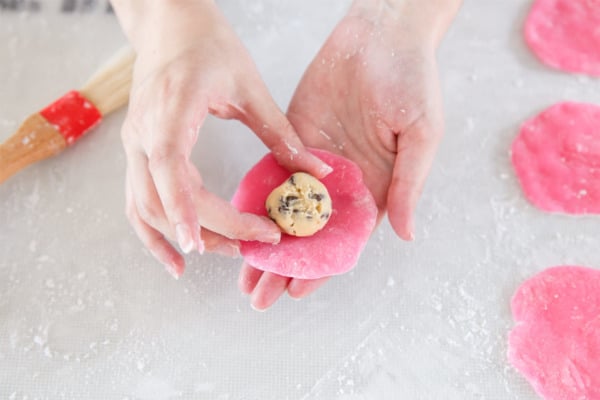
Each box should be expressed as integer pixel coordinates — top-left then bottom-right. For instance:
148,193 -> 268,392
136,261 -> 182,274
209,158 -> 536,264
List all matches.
238,1 -> 459,310
112,0 -> 332,278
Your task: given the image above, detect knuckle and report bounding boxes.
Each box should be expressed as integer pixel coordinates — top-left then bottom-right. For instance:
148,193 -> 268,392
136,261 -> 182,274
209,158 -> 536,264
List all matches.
147,150 -> 168,172
276,118 -> 295,138
211,101 -> 240,120
409,124 -> 432,143
412,116 -> 444,142
120,121 -> 135,148
147,148 -> 185,174
270,120 -> 299,148
136,199 -> 162,225
146,234 -> 166,253
156,75 -> 175,103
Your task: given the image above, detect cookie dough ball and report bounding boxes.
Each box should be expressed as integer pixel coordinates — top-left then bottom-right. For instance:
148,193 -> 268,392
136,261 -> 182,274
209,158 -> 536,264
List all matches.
265,172 -> 332,237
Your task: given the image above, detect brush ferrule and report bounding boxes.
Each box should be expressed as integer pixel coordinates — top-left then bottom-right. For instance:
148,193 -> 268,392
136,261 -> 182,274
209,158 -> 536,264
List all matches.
39,90 -> 102,145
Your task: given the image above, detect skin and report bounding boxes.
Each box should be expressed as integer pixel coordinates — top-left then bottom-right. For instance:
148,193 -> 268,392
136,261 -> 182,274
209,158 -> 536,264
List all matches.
240,0 -> 463,309
111,0 -> 332,278
111,0 -> 462,310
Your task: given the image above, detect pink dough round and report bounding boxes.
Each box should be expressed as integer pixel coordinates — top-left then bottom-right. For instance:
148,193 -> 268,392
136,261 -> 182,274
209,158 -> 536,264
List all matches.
524,0 -> 600,76
512,102 -> 600,214
231,149 -> 377,279
508,266 -> 600,400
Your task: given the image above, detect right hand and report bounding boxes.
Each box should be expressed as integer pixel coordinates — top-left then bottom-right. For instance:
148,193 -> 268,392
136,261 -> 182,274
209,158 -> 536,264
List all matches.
113,0 -> 332,278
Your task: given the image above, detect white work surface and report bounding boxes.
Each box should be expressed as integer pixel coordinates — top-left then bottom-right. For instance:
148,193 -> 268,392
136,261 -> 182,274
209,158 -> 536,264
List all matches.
2,1 -> 600,399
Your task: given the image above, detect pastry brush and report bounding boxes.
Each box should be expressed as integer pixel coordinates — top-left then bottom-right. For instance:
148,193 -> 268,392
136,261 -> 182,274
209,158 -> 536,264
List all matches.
0,46 -> 135,184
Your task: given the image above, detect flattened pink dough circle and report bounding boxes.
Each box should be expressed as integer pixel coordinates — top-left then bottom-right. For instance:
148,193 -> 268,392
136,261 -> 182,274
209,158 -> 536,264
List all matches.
512,102 -> 600,214
231,149 -> 377,279
508,266 -> 600,400
525,0 -> 600,76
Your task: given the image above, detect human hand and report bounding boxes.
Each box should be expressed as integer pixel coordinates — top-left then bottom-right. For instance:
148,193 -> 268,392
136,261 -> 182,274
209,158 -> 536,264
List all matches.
111,0 -> 332,278
239,0 -> 461,309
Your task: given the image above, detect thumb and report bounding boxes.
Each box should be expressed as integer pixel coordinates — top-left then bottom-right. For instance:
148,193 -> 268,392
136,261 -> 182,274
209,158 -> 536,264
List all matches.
387,117 -> 443,241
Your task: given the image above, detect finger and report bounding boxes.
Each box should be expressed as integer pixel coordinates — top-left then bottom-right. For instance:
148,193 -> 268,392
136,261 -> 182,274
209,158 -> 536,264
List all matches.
127,151 -> 173,239
287,277 -> 330,299
145,100 -> 205,254
238,85 -> 333,178
238,261 -> 264,294
201,229 -> 240,258
148,155 -> 202,254
186,167 -> 281,243
250,271 -> 291,311
387,117 -> 443,241
126,179 -> 184,279
132,126 -> 279,246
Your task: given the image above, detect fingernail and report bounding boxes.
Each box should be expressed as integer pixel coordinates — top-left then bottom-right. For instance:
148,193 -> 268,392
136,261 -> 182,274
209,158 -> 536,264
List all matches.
250,302 -> 267,312
176,224 -> 195,254
213,242 -> 240,258
320,163 -> 334,177
225,244 -> 240,258
165,263 -> 180,280
232,245 -> 241,258
255,218 -> 281,243
197,239 -> 205,255
150,250 -> 180,279
262,232 -> 281,244
408,231 -> 415,241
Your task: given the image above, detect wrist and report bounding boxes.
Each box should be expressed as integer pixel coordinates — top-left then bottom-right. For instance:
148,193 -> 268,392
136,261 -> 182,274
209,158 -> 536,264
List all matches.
111,0 -> 218,51
347,0 -> 462,48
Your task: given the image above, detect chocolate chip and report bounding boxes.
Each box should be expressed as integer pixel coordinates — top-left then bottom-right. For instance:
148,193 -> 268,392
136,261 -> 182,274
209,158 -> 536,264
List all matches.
309,193 -> 324,201
278,205 -> 290,214
284,195 -> 299,207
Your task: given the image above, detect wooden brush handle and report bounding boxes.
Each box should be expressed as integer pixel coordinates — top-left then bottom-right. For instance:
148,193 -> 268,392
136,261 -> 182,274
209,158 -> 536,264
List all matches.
0,47 -> 134,184
0,114 -> 66,184
0,48 -> 134,184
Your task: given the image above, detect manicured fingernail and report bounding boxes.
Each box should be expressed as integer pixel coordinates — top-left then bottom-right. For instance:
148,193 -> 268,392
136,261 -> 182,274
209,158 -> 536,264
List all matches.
150,250 -> 179,279
263,232 -> 281,244
165,263 -> 180,280
213,242 -> 240,258
320,163 -> 334,176
176,224 -> 194,254
225,244 -> 240,258
250,302 -> 267,312
192,223 -> 202,253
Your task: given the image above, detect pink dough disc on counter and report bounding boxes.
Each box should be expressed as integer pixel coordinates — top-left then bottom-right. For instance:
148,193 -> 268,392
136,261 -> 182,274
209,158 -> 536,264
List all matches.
511,102 -> 600,214
524,0 -> 600,76
508,266 -> 600,400
231,149 -> 377,279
